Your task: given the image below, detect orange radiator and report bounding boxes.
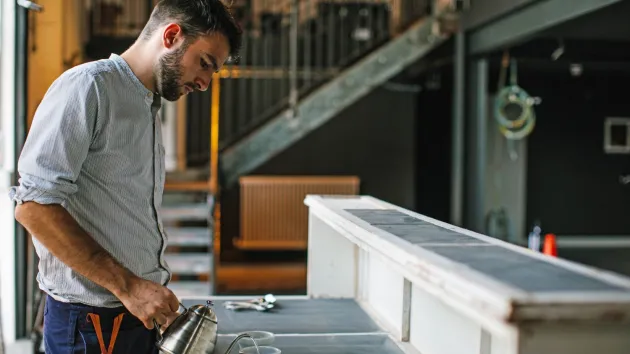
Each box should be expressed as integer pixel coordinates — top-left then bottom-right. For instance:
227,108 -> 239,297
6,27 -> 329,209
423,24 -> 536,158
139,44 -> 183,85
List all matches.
235,176 -> 360,250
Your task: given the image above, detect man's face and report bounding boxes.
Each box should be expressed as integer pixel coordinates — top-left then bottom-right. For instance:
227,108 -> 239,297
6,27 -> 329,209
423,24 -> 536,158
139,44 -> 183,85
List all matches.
156,26 -> 230,101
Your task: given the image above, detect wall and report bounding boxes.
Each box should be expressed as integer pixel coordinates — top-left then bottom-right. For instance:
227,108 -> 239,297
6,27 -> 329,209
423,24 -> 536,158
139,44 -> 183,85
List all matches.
415,71 -> 452,223
27,0 -> 83,128
220,86 -> 417,253
521,66 -> 630,236
483,106 -> 528,244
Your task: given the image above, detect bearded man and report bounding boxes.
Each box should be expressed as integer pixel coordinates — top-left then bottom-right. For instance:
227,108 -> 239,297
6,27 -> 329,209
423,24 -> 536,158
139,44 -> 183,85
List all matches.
9,1 -> 241,352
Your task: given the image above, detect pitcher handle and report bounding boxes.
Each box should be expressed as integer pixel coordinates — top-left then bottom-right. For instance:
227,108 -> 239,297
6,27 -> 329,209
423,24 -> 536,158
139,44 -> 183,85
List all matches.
154,302 -> 187,343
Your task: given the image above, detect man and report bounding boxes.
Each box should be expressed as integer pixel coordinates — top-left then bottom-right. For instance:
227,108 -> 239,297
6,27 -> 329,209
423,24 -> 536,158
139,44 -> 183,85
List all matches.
9,0 -> 241,352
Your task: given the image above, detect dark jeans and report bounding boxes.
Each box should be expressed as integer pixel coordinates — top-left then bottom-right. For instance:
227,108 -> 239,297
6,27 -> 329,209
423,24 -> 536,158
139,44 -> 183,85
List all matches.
43,295 -> 159,354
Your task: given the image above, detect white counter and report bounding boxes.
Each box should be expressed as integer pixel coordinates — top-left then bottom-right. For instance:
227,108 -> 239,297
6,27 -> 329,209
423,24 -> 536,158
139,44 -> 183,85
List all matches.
305,195 -> 630,354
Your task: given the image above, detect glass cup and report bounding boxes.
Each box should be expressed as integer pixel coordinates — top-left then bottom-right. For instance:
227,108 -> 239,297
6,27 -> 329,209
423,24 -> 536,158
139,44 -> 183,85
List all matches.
237,331 -> 275,349
239,346 -> 281,354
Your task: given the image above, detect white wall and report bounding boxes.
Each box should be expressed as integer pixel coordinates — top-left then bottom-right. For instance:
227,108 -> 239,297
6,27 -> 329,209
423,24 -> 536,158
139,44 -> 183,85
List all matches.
0,0 -> 17,345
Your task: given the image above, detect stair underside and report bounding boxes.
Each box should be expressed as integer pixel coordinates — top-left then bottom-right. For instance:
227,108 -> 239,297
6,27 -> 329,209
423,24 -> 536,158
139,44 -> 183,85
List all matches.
220,17 -> 446,186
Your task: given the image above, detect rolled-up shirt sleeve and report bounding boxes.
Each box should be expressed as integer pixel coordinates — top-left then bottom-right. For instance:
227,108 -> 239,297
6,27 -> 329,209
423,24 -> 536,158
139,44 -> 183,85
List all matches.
9,70 -> 100,206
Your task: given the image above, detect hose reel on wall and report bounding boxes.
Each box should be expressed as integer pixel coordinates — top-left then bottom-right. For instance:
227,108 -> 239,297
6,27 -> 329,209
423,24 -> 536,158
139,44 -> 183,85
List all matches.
485,52 -> 541,243
494,52 -> 540,160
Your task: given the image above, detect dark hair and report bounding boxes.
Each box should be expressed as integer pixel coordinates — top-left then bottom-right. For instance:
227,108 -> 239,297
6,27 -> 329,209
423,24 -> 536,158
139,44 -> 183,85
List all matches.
142,0 -> 242,61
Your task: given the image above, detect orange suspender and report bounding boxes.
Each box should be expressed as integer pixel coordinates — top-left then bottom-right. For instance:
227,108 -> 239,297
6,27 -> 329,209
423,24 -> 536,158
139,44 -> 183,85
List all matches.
86,313 -> 125,354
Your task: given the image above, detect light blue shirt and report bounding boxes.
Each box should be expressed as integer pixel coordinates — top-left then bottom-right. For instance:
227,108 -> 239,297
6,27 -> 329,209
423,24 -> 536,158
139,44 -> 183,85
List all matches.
9,54 -> 171,307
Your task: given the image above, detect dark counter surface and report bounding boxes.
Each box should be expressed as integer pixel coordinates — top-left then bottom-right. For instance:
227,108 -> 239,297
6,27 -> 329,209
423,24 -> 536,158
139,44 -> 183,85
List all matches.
181,298 -> 405,354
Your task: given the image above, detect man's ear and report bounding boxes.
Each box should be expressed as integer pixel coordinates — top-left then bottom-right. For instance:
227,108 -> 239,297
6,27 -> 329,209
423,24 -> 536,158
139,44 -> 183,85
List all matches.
162,23 -> 183,49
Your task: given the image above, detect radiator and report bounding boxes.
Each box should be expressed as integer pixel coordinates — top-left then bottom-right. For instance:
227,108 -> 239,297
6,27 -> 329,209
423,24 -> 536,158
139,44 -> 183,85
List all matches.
236,176 -> 360,250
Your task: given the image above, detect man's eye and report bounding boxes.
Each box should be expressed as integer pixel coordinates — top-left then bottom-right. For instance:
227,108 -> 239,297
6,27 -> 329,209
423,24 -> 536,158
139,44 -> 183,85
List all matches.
201,59 -> 209,69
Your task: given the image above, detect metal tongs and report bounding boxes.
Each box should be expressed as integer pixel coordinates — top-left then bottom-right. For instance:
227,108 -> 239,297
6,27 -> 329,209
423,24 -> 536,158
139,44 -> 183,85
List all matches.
223,294 -> 277,312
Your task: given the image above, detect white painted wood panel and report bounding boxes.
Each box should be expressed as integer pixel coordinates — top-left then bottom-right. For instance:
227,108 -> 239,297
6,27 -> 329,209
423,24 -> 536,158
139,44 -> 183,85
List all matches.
307,213 -> 357,298
410,283 -> 490,354
361,251 -> 405,336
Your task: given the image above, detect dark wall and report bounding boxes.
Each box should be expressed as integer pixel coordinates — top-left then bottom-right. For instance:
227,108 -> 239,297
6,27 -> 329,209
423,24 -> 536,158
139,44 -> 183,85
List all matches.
521,66 -> 630,235
415,70 -> 453,223
220,86 -> 418,254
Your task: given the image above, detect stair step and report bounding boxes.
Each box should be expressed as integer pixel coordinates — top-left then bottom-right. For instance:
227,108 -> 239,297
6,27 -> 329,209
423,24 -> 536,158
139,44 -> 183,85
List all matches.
159,203 -> 209,222
165,227 -> 211,247
162,192 -> 206,205
164,253 -> 212,275
164,180 -> 210,192
166,168 -> 208,182
168,281 -> 212,297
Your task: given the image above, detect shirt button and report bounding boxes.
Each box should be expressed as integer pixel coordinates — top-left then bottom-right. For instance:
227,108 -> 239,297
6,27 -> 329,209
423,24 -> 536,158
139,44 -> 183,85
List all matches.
147,92 -> 152,98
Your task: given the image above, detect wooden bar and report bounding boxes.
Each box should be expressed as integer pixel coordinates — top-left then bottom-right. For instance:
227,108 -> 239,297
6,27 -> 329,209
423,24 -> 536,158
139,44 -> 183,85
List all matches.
163,180 -> 209,192
304,195 -> 630,354
175,94 -> 187,171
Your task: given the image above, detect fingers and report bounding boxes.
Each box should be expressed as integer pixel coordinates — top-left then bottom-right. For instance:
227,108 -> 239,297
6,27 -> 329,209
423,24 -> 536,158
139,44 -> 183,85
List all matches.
167,290 -> 180,313
118,279 -> 181,331
153,312 -> 168,327
165,312 -> 179,327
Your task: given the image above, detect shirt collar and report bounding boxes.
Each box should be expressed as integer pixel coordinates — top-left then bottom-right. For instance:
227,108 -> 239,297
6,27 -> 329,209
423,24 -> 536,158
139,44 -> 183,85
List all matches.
109,53 -> 160,104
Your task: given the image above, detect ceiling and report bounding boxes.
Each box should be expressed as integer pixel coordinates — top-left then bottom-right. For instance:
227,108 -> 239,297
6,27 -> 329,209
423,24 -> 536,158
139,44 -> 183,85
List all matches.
540,1 -> 630,42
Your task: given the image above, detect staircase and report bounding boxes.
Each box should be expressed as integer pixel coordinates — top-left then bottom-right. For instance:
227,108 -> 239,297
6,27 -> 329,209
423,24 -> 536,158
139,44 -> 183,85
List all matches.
213,0 -> 455,186
160,191 -> 215,296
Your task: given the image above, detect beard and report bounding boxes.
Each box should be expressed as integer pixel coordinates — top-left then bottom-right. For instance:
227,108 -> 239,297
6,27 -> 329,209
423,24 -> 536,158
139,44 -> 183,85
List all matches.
155,45 -> 188,101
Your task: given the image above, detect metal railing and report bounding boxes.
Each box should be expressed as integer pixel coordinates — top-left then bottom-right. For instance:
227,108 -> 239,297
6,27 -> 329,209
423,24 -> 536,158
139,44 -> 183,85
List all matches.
82,0 -> 154,61
87,0 -> 152,37
217,0 -> 431,149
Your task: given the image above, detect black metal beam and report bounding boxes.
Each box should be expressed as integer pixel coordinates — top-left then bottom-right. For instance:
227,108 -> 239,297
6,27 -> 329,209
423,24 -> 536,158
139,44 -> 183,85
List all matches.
465,58 -> 488,233
450,32 -> 465,227
461,0 -> 536,31
468,0 -> 622,56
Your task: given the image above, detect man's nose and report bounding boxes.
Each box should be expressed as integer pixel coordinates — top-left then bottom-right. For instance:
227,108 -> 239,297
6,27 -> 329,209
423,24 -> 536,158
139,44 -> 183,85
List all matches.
195,76 -> 210,91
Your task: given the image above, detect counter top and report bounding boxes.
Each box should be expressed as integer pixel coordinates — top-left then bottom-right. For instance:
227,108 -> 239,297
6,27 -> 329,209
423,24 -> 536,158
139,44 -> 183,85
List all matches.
181,298 -> 405,354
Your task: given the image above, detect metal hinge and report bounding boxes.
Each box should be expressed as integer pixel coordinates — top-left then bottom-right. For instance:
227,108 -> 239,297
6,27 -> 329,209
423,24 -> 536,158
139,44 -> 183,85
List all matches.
17,0 -> 43,12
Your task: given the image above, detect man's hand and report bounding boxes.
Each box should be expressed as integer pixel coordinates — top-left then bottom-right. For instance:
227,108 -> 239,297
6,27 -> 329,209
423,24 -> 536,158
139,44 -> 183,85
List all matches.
116,277 -> 180,330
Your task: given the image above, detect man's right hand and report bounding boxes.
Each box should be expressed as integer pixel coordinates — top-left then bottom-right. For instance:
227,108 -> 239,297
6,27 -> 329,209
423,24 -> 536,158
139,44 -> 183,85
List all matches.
116,277 -> 180,330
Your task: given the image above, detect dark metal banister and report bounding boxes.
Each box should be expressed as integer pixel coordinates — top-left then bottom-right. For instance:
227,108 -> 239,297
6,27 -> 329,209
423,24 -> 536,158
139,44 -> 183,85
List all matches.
218,0 -> 434,151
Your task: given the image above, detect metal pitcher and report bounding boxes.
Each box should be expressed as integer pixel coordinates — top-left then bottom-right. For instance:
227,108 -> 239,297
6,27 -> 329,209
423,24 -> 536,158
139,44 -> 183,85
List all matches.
155,301 -> 218,354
